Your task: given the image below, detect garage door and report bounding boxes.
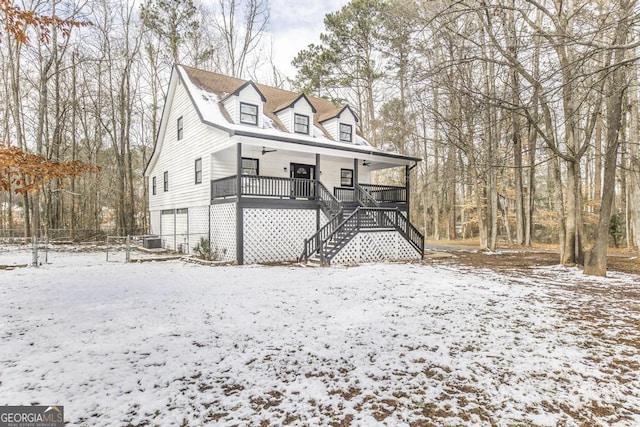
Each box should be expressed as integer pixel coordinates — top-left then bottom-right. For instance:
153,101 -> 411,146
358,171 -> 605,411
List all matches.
161,209 -> 175,250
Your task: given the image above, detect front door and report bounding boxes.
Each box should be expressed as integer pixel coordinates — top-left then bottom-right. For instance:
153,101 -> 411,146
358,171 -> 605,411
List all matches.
290,163 -> 315,198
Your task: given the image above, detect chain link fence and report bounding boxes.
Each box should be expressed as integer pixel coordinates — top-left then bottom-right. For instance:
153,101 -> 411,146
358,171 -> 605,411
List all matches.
0,229 -> 227,267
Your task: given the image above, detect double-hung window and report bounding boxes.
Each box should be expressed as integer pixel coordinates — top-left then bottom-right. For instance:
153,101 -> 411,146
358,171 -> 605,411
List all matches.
163,171 -> 169,192
177,116 -> 183,140
294,114 -> 310,134
152,176 -> 156,195
194,158 -> 202,184
240,103 -> 258,125
241,158 -> 259,175
341,169 -> 354,187
339,123 -> 352,142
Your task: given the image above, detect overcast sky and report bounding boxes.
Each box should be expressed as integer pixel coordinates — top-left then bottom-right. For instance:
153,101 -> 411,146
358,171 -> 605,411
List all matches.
265,0 -> 349,79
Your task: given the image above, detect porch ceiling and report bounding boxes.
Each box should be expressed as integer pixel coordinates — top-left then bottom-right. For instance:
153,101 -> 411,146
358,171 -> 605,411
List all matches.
235,135 -> 417,169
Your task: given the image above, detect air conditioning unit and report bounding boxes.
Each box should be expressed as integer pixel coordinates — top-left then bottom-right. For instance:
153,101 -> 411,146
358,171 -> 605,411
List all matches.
143,235 -> 162,249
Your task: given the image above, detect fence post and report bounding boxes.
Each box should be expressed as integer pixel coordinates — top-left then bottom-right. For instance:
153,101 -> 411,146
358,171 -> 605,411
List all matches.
31,236 -> 38,267
106,236 -> 110,262
126,235 -> 131,263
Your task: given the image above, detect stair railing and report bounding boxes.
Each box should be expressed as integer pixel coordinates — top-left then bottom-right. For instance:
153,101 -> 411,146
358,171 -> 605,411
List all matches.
301,195 -> 425,264
317,181 -> 342,218
355,184 -> 380,208
384,208 -> 425,255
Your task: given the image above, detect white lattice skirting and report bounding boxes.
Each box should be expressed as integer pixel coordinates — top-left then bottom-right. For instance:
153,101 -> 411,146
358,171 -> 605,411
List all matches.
331,231 -> 421,265
210,203 -> 236,262
244,208 -> 316,264
187,206 -> 210,255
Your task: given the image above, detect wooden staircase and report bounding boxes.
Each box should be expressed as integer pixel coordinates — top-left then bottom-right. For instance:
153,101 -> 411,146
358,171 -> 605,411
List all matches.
300,184 -> 424,266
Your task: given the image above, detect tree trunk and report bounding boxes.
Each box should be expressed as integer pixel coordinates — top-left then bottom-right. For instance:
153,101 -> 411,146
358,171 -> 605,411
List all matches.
584,0 -> 632,275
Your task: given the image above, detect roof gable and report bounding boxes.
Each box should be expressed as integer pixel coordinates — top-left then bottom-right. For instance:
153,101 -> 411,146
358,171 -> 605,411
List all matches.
274,93 -> 317,114
318,105 -> 359,123
221,80 -> 267,103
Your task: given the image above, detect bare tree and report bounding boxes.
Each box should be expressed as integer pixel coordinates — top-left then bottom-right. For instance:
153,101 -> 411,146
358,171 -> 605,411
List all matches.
213,0 -> 269,78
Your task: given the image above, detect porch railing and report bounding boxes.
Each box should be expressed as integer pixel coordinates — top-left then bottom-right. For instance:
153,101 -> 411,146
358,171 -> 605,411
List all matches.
334,187 -> 356,202
211,175 -> 237,199
360,184 -> 407,203
211,175 -> 315,200
212,175 -> 407,204
334,184 -> 406,203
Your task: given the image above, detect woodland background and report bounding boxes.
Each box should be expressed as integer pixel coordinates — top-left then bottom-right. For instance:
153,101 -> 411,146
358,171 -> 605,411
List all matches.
1,0 -> 639,273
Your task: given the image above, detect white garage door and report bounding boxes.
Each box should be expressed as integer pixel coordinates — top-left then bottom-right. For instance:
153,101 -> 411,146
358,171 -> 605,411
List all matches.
161,210 -> 175,250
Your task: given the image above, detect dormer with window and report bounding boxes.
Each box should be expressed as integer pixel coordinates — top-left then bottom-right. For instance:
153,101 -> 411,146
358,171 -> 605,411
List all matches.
274,94 -> 316,136
220,80 -> 266,128
318,105 -> 358,143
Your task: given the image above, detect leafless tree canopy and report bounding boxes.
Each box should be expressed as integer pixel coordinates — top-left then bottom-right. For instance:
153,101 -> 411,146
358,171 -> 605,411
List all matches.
2,0 -> 639,275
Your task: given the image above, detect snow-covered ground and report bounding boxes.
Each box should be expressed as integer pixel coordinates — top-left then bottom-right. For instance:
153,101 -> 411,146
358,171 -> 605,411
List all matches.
1,246 -> 639,426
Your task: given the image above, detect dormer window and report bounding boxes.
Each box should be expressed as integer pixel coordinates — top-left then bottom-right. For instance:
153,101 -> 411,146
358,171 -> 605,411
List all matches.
240,102 -> 258,125
294,114 -> 310,135
339,123 -> 352,142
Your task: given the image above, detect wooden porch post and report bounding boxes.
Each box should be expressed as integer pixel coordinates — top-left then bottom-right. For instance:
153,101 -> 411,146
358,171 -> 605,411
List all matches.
236,143 -> 244,265
354,159 -> 359,187
316,153 -> 321,230
405,165 -> 411,218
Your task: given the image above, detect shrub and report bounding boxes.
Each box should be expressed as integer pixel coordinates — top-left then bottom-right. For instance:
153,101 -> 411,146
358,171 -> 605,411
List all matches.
193,237 -> 226,261
609,213 -> 623,247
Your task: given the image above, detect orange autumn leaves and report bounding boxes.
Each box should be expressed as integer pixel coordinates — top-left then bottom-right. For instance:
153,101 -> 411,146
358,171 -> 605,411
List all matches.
0,0 -> 90,44
0,144 -> 97,195
0,2 -> 94,194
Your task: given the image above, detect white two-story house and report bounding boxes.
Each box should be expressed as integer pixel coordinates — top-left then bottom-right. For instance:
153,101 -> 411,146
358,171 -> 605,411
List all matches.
144,65 -> 423,265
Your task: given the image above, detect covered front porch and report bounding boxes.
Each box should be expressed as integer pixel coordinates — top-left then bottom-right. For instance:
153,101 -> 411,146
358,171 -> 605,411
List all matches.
211,174 -> 407,207
206,141 -> 421,265
209,140 -> 413,209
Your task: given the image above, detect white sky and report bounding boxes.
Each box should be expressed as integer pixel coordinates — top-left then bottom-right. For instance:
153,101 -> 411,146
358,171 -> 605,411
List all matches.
265,0 -> 350,79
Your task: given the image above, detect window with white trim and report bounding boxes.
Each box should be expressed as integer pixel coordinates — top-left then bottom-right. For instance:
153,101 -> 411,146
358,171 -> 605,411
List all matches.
195,158 -> 202,184
294,114 -> 310,134
163,171 -> 169,192
177,116 -> 183,140
339,123 -> 352,142
240,103 -> 258,125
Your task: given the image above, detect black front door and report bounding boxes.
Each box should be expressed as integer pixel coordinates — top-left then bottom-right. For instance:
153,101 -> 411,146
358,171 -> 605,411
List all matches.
291,163 -> 315,198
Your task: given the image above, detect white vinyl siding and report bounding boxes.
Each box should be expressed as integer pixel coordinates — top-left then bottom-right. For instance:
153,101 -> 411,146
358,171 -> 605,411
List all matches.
147,80 -> 227,212
322,119 -> 337,141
